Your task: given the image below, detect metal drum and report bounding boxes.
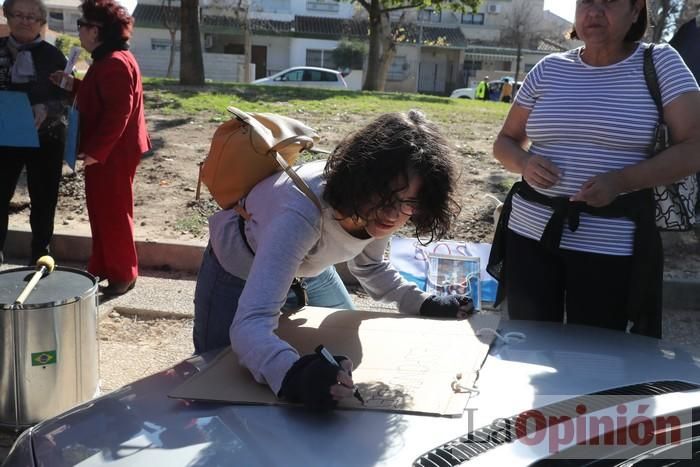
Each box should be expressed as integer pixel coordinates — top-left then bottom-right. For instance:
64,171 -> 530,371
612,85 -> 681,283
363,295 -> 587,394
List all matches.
0,266 -> 99,429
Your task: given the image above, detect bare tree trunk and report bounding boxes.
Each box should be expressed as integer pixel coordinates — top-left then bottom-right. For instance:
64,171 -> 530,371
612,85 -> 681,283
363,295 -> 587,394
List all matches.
677,0 -> 700,28
514,41 -> 522,85
363,0 -> 383,91
647,0 -> 680,42
167,28 -> 176,78
161,0 -> 179,79
243,25 -> 252,83
374,13 -> 396,92
180,0 -> 205,85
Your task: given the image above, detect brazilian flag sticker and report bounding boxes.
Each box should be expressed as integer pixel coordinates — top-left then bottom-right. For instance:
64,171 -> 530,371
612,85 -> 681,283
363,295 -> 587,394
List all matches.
31,351 -> 57,366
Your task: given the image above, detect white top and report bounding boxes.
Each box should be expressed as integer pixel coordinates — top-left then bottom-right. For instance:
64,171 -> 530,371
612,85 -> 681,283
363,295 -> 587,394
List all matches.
208,160 -> 430,394
509,43 -> 699,255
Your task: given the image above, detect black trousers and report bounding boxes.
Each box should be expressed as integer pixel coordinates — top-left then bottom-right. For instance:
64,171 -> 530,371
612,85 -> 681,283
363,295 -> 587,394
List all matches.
0,135 -> 64,262
504,230 -> 635,332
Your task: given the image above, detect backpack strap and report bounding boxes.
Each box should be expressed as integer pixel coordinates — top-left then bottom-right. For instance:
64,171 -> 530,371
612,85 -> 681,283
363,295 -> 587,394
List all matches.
273,151 -> 323,213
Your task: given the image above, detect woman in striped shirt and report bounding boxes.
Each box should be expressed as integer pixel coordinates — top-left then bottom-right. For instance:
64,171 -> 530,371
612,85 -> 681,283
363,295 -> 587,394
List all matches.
489,0 -> 700,337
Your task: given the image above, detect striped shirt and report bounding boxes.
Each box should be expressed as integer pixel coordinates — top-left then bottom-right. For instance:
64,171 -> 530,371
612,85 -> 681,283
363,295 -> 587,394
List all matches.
509,42 -> 699,256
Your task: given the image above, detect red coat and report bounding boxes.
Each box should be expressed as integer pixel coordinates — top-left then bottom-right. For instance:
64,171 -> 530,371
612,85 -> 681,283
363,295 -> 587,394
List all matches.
76,49 -> 150,164
74,49 -> 151,283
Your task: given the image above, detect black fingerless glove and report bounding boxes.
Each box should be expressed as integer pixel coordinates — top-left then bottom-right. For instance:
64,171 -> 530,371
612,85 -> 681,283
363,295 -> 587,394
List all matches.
419,294 -> 474,318
278,354 -> 348,410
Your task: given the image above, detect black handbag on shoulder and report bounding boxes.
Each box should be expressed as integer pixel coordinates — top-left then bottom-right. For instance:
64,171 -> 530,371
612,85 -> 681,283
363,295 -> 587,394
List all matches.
643,43 -> 698,231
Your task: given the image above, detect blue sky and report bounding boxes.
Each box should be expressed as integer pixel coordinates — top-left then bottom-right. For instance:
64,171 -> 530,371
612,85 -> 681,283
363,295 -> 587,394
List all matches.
544,0 -> 576,22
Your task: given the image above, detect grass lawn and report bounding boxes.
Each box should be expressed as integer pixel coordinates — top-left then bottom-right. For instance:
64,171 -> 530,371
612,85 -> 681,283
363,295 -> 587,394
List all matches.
142,78 -> 511,130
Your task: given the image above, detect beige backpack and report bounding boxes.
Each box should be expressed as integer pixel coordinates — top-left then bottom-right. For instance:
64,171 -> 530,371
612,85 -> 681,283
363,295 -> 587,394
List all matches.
200,106 -> 323,215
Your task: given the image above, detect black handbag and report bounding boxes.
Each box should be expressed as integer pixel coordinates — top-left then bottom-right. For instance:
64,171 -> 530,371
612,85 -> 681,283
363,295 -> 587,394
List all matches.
643,44 -> 698,231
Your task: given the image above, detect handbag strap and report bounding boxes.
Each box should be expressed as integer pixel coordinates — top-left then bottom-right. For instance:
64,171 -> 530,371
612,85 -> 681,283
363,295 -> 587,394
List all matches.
643,44 -> 664,124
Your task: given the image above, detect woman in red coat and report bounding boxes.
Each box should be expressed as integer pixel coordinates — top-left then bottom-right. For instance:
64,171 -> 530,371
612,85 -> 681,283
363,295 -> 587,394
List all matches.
53,0 -> 150,295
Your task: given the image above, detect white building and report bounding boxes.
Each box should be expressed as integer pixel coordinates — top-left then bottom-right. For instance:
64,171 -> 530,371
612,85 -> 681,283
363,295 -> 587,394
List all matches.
130,0 -> 572,94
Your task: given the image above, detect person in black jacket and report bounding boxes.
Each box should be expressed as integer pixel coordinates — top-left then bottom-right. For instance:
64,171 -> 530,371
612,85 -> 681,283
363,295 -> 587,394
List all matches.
0,0 -> 69,265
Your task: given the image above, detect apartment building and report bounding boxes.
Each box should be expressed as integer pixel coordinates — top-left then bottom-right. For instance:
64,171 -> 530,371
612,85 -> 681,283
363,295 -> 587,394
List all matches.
130,0 -> 573,94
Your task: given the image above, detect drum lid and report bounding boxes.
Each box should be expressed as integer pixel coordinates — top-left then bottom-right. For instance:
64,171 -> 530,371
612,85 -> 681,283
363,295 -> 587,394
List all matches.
0,267 -> 96,308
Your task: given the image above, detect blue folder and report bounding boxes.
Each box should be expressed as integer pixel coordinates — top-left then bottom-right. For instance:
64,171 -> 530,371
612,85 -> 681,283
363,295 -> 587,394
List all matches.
64,105 -> 79,171
0,91 -> 40,148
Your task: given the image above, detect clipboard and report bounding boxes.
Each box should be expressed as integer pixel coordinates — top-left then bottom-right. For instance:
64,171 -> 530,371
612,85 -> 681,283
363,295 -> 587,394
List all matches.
0,91 -> 40,148
169,307 -> 501,417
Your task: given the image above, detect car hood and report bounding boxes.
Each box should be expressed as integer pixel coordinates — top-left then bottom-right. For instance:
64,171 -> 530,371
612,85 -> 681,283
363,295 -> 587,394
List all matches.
7,322 -> 700,467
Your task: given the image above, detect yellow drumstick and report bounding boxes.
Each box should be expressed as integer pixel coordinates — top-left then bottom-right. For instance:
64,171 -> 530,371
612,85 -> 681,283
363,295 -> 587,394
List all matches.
14,256 -> 56,306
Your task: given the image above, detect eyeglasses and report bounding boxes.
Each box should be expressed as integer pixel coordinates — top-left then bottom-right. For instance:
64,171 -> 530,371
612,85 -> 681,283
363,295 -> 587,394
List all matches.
376,197 -> 420,216
8,13 -> 42,23
576,0 -> 625,9
77,19 -> 101,29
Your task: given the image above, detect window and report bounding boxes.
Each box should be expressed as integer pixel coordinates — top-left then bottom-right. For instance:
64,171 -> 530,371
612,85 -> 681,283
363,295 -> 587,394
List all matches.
418,9 -> 441,23
321,71 -> 338,82
463,60 -> 482,71
151,38 -> 180,52
502,61 -> 512,71
305,49 -> 335,69
306,0 -> 339,12
300,70 -> 339,82
387,56 -> 407,81
461,12 -> 485,25
278,70 -> 303,81
49,11 -> 63,20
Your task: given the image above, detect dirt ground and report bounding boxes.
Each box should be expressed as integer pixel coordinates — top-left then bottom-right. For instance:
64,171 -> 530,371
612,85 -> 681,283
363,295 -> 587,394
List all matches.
9,109 -> 505,244
8,107 -> 699,272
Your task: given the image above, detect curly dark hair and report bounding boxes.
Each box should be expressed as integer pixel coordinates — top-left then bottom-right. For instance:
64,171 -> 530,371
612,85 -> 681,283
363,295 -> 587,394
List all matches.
322,110 -> 460,242
80,0 -> 134,43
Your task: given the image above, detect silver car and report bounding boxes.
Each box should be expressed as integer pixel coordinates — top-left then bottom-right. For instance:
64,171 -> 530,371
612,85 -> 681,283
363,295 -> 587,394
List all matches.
252,66 -> 348,89
4,320 -> 700,466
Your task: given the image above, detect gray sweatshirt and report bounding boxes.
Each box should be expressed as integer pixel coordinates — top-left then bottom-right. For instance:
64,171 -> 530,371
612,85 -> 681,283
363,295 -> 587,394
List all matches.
208,160 -> 430,395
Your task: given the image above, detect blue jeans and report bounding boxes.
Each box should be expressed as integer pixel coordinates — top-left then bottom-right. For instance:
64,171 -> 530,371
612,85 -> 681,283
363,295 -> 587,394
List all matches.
193,244 -> 355,353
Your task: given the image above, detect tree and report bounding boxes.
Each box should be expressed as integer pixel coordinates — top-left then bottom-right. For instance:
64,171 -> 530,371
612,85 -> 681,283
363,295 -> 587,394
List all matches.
232,0 -> 252,83
208,0 -> 254,82
354,0 -> 481,91
647,0 -> 684,42
500,0 -> 543,86
161,0 -> 179,78
332,38 -> 367,71
676,0 -> 700,30
180,0 -> 205,85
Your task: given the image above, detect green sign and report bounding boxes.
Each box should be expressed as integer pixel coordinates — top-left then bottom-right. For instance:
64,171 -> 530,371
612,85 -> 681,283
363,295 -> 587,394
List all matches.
31,351 -> 57,366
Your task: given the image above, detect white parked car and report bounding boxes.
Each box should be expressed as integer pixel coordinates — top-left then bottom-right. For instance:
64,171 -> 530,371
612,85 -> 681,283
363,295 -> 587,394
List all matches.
4,320 -> 700,466
252,66 -> 348,89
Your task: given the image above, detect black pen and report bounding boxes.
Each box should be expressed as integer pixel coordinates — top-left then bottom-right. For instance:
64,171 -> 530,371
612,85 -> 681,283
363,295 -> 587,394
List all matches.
314,344 -> 365,406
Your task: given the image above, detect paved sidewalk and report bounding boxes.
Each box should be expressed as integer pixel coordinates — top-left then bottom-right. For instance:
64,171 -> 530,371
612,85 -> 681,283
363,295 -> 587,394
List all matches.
5,226 -> 700,310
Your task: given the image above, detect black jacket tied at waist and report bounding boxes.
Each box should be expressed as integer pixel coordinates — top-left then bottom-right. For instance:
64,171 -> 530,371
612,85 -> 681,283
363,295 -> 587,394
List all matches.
487,180 -> 663,338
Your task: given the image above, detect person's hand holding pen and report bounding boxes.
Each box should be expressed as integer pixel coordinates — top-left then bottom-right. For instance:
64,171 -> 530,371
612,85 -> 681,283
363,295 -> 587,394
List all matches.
315,345 -> 365,405
278,345 -> 363,410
